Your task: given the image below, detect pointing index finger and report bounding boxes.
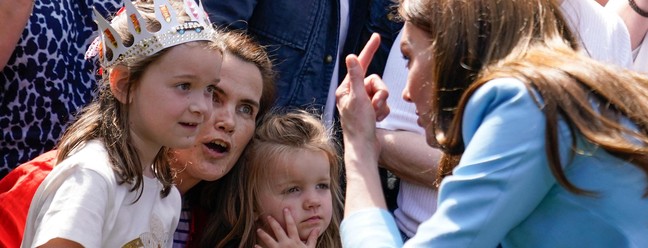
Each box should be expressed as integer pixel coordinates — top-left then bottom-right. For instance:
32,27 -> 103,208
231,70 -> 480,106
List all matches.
357,33 -> 381,73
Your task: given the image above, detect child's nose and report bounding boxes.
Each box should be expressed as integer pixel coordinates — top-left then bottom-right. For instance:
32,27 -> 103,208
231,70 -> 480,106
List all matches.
303,191 -> 322,209
189,92 -> 212,117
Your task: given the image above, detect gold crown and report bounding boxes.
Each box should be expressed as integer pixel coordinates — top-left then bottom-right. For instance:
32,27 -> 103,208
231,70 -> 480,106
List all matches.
89,0 -> 214,68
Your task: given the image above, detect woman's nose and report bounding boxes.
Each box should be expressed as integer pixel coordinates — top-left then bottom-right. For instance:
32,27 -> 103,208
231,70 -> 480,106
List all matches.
213,107 -> 235,133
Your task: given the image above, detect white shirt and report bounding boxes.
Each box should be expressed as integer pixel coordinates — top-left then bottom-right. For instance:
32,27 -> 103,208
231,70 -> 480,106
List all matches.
324,0 -> 350,127
22,140 -> 181,248
561,0 -> 633,68
632,33 -> 648,73
376,31 -> 438,238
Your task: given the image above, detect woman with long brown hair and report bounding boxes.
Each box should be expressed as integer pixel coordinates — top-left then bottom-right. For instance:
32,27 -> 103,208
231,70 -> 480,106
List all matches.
336,0 -> 648,246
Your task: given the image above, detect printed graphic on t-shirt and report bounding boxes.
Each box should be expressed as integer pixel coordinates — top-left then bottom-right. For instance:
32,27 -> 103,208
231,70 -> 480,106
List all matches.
121,214 -> 169,248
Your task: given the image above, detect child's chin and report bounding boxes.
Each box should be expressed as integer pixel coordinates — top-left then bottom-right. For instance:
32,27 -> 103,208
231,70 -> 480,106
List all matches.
299,228 -> 323,241
169,137 -> 196,149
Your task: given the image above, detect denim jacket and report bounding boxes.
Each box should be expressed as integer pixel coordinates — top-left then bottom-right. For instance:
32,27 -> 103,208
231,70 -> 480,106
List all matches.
357,0 -> 403,77
204,0 -> 370,111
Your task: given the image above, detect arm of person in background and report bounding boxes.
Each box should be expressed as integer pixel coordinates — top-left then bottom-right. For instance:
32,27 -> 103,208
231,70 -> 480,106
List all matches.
376,129 -> 439,188
607,0 -> 648,49
0,0 -> 33,69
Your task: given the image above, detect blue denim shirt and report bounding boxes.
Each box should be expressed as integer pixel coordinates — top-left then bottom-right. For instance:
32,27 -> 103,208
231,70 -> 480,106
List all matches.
205,0 -> 372,112
358,0 -> 403,77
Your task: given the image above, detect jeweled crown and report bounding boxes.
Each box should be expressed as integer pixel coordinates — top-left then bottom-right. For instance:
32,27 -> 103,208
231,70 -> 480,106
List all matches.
90,0 -> 214,68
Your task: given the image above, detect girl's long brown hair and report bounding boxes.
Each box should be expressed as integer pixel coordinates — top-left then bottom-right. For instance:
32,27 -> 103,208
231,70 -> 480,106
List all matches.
56,0 -> 223,198
400,0 -> 648,195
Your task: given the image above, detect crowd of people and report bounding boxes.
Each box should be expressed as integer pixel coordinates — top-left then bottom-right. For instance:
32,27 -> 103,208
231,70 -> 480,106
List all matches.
1,0 -> 648,247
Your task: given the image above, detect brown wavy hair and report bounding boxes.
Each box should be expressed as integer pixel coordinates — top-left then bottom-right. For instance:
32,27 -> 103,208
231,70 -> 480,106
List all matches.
177,29 -> 277,247
198,110 -> 343,248
56,0 -> 223,199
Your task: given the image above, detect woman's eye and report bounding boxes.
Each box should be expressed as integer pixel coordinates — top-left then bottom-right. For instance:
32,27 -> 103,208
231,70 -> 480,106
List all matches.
238,105 -> 254,116
402,55 -> 411,68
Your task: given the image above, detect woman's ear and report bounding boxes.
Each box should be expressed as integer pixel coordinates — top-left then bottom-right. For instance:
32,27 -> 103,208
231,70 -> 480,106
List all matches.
109,65 -> 130,104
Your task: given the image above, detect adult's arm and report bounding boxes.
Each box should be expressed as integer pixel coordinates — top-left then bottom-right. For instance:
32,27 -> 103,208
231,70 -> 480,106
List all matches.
336,33 -> 403,246
342,78 -> 568,247
336,33 -> 387,214
404,79 -> 566,247
376,129 -> 439,188
0,0 -> 33,69
607,0 -> 648,49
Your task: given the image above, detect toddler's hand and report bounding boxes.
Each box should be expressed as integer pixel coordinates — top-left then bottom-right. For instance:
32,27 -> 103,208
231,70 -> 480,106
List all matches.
255,209 -> 318,248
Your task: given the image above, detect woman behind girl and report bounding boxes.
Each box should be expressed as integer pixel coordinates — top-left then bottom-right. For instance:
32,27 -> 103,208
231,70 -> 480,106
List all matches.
197,110 -> 343,248
337,0 -> 648,247
21,0 -> 223,247
171,29 -> 276,247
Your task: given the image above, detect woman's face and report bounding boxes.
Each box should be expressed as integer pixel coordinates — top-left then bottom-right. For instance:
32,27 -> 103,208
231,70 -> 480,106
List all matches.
400,20 -> 437,146
171,52 -> 264,193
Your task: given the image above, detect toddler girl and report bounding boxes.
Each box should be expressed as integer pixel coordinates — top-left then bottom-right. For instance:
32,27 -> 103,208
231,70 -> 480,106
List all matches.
199,110 -> 343,248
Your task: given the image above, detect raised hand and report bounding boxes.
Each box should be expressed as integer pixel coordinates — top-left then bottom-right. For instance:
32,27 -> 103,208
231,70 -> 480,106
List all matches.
255,209 -> 318,248
336,33 -> 390,141
336,33 -> 390,214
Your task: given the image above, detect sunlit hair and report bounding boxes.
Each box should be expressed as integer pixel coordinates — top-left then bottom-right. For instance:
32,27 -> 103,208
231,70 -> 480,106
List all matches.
56,0 -> 223,199
400,0 -> 648,195
199,110 -> 343,248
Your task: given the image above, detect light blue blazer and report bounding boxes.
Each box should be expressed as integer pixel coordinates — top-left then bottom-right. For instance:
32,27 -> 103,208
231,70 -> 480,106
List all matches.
341,78 -> 648,247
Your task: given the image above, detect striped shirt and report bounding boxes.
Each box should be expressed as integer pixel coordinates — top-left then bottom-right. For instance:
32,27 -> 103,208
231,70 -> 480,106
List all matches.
173,200 -> 191,248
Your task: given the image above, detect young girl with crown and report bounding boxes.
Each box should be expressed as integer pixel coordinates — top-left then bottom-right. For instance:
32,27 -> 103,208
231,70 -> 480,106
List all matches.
21,0 -> 222,247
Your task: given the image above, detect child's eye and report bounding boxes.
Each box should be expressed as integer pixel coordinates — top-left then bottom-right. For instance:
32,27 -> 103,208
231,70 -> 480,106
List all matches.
316,183 -> 330,190
206,85 -> 217,94
177,83 -> 191,91
283,187 -> 300,194
204,85 -> 217,99
212,92 -> 222,104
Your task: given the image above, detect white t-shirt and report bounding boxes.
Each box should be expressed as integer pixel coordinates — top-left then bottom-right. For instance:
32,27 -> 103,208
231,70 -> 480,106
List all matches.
324,0 -> 350,127
22,140 -> 181,248
561,0 -> 633,68
632,33 -> 648,73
